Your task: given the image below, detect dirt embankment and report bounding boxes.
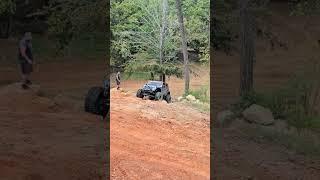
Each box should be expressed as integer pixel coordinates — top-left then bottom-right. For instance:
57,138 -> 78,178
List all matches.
110,89 -> 210,179
0,61 -> 107,180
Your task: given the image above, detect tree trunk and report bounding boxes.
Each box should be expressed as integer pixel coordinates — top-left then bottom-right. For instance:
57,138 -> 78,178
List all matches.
0,15 -> 11,39
239,0 -> 255,96
159,0 -> 168,82
175,0 -> 190,95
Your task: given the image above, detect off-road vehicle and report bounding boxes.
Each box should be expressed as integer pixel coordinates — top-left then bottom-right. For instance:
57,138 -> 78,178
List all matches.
136,81 -> 172,103
84,79 -> 110,119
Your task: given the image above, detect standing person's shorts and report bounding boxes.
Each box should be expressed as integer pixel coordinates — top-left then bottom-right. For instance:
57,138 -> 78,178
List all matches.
116,80 -> 120,85
20,62 -> 33,74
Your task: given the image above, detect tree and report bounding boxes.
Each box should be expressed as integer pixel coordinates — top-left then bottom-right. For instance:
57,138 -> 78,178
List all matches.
239,0 -> 256,96
159,0 -> 169,82
112,0 -> 183,79
175,0 -> 190,95
0,0 -> 15,38
111,0 -> 209,73
45,0 -> 107,52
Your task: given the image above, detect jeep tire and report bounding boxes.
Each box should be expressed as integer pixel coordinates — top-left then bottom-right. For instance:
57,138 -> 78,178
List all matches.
136,89 -> 143,98
155,92 -> 163,101
85,87 -> 105,116
165,94 -> 172,103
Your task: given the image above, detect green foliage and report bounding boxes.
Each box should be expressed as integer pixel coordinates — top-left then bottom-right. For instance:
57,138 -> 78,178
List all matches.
45,0 -> 107,53
124,52 -> 183,78
212,0 -> 237,53
212,0 -> 273,54
290,0 -> 320,16
122,72 -> 152,80
188,85 -> 210,103
0,0 -> 15,16
182,0 -> 210,63
111,0 -> 209,71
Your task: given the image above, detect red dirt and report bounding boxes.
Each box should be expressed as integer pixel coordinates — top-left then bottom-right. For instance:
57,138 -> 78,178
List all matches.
110,88 -> 210,179
0,61 -> 107,180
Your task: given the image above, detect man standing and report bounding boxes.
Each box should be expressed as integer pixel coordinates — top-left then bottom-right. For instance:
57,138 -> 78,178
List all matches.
116,71 -> 121,90
18,32 -> 34,89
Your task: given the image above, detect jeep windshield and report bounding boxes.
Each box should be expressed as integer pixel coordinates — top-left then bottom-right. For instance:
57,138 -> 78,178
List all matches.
143,81 -> 162,91
147,81 -> 163,87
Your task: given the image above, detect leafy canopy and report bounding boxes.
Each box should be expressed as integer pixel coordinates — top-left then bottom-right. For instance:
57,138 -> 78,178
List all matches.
111,0 -> 209,77
0,0 -> 15,16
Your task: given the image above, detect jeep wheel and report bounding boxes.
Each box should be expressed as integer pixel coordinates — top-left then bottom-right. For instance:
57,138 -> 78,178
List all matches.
165,94 -> 172,103
85,87 -> 104,115
136,89 -> 143,98
155,92 -> 163,101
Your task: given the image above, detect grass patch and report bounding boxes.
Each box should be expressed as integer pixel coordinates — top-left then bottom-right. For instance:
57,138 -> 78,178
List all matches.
190,101 -> 210,113
188,85 -> 210,103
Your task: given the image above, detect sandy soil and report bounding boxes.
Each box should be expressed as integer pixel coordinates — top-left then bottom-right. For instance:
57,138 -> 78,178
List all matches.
0,61 -> 107,180
110,88 -> 210,180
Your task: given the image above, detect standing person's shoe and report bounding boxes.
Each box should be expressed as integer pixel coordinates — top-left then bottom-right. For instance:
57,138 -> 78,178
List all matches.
26,79 -> 32,85
22,84 -> 29,90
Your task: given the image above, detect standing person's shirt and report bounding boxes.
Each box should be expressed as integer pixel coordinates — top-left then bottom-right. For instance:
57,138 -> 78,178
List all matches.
18,38 -> 33,63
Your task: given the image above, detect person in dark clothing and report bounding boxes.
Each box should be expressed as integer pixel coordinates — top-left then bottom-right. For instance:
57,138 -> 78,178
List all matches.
18,32 -> 34,89
116,71 -> 121,90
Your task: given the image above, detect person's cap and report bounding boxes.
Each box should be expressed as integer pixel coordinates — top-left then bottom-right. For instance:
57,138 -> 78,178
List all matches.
24,32 -> 32,40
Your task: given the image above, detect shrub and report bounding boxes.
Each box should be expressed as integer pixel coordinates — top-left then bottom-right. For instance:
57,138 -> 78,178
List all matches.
188,85 -> 210,103
232,59 -> 320,131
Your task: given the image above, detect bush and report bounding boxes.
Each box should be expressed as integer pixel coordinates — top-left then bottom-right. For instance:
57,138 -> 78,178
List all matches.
188,85 -> 210,103
232,60 -> 320,131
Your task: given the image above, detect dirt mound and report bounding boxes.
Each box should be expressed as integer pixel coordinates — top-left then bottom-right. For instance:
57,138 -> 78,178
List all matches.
0,83 -> 60,113
0,61 -> 107,180
112,88 -> 209,125
0,83 -> 84,113
110,88 -> 210,179
53,94 -> 83,112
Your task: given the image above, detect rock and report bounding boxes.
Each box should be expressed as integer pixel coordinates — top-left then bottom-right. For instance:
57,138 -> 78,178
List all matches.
242,104 -> 275,125
216,110 -> 235,128
181,99 -> 187,103
186,94 -> 196,101
177,96 -> 184,101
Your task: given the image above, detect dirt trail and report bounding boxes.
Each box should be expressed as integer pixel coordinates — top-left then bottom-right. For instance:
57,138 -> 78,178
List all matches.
0,61 -> 107,180
110,88 -> 210,179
